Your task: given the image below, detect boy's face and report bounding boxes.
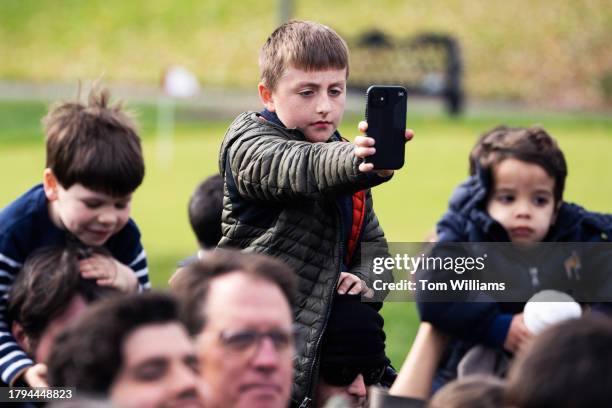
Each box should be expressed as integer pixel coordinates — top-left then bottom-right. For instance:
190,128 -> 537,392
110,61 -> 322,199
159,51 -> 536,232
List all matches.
486,158 -> 558,244
44,170 -> 132,246
259,66 -> 347,143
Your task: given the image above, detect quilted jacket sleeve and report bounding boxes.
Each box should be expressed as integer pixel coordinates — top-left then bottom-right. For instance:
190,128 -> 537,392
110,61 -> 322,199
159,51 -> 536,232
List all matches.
226,129 -> 390,202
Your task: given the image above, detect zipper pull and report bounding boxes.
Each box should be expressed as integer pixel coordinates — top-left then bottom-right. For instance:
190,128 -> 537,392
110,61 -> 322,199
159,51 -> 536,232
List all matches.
299,397 -> 312,408
529,267 -> 540,288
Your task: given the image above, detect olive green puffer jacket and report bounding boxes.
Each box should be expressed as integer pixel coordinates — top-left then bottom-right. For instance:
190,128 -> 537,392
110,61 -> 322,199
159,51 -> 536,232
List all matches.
218,112 -> 391,407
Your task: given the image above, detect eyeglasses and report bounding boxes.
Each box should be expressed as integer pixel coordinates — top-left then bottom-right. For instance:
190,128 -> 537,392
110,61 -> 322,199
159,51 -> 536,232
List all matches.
320,363 -> 387,387
218,328 -> 294,357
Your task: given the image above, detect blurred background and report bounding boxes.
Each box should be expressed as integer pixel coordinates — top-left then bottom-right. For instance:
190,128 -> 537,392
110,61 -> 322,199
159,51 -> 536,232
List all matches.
1,0 -> 611,366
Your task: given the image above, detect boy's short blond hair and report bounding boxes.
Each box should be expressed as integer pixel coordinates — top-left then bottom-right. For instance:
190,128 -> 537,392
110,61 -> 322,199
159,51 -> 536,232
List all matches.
259,20 -> 349,91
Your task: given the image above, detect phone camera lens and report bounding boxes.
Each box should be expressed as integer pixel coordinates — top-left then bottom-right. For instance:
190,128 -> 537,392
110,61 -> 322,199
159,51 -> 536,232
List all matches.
371,89 -> 388,107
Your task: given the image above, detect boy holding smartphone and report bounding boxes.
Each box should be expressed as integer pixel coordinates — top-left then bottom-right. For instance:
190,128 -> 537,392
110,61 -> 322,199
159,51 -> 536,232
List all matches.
218,20 -> 412,406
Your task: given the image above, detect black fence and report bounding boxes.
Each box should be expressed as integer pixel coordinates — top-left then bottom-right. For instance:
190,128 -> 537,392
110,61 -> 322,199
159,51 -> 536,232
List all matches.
348,30 -> 464,115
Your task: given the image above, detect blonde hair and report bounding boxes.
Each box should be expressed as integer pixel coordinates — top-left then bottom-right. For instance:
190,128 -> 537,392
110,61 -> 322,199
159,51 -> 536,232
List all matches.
259,20 -> 349,91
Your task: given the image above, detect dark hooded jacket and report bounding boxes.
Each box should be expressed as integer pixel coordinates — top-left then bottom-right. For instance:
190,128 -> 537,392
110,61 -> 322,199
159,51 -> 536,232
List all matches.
418,171 -> 612,387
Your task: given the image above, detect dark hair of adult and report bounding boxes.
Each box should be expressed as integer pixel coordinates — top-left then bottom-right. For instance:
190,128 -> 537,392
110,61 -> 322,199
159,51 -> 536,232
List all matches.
47,292 -> 183,394
44,85 -> 144,197
188,174 -> 224,248
469,125 -> 567,203
8,245 -> 119,353
170,249 -> 297,334
505,316 -> 612,408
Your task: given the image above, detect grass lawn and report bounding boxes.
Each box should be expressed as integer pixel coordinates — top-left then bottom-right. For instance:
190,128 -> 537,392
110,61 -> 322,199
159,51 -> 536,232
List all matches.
1,99 -> 611,366
2,0 -> 611,106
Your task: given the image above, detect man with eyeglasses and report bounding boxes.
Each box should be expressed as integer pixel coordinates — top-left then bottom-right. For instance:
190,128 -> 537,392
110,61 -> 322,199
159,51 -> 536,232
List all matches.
171,249 -> 297,408
314,294 -> 392,408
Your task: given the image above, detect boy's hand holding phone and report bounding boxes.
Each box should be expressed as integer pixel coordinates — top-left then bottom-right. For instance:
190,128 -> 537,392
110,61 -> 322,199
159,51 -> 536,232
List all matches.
359,85 -> 411,174
354,121 -> 414,177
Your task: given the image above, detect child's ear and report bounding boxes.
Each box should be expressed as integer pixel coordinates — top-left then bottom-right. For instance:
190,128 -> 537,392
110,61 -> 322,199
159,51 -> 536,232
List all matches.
258,82 -> 276,112
11,321 -> 31,355
42,168 -> 59,201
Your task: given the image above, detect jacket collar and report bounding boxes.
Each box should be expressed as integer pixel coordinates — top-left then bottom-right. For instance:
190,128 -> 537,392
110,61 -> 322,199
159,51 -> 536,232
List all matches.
260,108 -> 285,127
258,109 -> 342,142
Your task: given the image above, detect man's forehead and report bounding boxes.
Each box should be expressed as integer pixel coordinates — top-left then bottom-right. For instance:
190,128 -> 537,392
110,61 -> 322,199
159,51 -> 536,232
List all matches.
207,270 -> 277,296
203,271 -> 292,326
124,323 -> 194,359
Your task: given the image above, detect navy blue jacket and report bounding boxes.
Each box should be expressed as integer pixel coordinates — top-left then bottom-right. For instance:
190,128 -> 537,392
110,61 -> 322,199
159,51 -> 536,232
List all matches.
0,184 -> 150,385
418,172 -> 612,384
436,171 -> 612,244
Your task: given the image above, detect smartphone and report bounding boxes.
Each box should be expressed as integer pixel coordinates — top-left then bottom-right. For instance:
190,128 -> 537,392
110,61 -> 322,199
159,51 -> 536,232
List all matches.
364,85 -> 408,170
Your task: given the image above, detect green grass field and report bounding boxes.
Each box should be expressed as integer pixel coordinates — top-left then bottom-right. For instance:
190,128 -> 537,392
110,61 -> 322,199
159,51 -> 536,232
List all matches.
1,99 -> 611,366
1,0 -> 611,106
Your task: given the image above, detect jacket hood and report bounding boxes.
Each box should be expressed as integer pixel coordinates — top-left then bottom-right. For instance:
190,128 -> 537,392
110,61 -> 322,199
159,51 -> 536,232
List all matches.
444,169 -> 508,240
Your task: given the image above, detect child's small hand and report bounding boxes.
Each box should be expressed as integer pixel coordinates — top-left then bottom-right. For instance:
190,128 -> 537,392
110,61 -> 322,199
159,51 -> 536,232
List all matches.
354,121 -> 414,177
22,363 -> 48,387
503,313 -> 533,353
79,254 -> 138,293
337,272 -> 371,296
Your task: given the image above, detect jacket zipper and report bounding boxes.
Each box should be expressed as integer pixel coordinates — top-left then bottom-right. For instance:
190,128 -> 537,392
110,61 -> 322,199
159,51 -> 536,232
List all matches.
301,202 -> 345,407
528,266 -> 540,288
